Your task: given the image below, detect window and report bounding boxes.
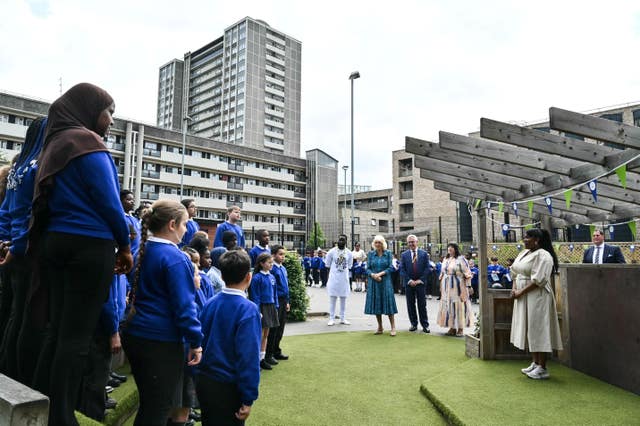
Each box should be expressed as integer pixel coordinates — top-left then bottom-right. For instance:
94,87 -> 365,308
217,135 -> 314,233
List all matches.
354,217 -> 360,225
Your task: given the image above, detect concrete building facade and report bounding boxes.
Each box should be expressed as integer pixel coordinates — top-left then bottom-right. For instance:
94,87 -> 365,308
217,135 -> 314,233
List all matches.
0,91 -> 307,250
157,17 -> 302,158
306,149 -> 339,247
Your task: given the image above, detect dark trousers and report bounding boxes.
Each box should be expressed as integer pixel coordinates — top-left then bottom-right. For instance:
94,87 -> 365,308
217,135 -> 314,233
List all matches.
122,334 -> 184,426
405,283 -> 429,329
0,256 -> 29,381
77,331 -> 111,421
196,375 -> 244,426
304,268 -> 312,285
266,297 -> 287,357
471,281 -> 479,302
0,267 -> 11,353
320,269 -> 328,287
312,268 -> 320,284
33,232 -> 115,426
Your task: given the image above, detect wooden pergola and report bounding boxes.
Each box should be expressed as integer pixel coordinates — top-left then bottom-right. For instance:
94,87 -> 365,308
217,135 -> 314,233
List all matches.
405,107 -> 640,360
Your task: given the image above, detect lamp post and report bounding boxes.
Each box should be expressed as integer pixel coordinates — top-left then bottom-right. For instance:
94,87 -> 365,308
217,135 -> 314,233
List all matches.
349,70 -> 360,249
276,209 -> 282,246
342,165 -> 348,235
180,115 -> 193,200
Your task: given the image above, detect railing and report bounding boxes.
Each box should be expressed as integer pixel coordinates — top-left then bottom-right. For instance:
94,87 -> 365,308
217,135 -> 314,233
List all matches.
142,170 -> 160,179
226,200 -> 243,208
398,167 -> 413,177
400,190 -> 413,199
400,213 -> 414,222
143,149 -> 161,158
293,208 -> 305,215
294,192 -> 306,199
227,182 -> 244,190
228,163 -> 245,172
293,224 -> 306,231
294,173 -> 306,183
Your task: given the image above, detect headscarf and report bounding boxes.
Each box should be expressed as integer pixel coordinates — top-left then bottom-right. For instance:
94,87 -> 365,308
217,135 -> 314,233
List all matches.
28,83 -> 113,252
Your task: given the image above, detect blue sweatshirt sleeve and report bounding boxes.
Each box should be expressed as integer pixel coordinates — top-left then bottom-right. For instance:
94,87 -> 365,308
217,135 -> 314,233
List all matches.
0,193 -> 11,241
249,275 -> 262,305
236,310 -> 262,405
77,153 -> 130,248
213,222 -> 226,248
166,259 -> 203,348
100,276 -> 120,336
10,167 -> 37,255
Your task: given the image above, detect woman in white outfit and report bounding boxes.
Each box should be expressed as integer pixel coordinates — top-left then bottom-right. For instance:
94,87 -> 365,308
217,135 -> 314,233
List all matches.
325,235 -> 353,326
510,228 -> 563,380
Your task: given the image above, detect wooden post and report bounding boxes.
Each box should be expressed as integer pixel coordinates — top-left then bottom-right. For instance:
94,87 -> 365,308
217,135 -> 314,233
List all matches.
477,206 -> 492,359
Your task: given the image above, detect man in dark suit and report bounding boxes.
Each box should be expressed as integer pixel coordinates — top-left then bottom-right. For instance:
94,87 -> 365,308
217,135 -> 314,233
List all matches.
399,235 -> 432,333
582,229 -> 626,264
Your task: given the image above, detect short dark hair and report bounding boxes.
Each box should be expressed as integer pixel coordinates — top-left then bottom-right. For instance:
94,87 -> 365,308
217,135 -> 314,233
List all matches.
120,189 -> 133,200
271,245 -> 285,255
222,230 -> 237,247
490,257 -> 499,261
218,250 -> 251,285
256,229 -> 269,239
181,198 -> 195,209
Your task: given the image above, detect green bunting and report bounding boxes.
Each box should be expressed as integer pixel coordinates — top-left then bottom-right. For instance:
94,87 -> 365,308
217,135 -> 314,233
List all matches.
498,202 -> 504,213
629,221 -> 637,240
524,223 -> 534,230
474,199 -> 481,209
527,200 -> 533,217
564,189 -> 573,209
589,225 -> 595,237
616,164 -> 627,189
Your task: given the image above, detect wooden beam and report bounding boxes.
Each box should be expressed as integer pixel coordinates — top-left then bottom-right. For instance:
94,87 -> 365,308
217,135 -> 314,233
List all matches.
549,107 -> 640,149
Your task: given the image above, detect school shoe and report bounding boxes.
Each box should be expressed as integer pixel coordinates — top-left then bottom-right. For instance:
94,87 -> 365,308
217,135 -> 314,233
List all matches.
265,356 -> 279,366
327,320 -> 335,326
409,325 -> 418,332
422,327 -> 430,334
107,378 -> 121,388
521,362 -> 539,374
105,386 -> 114,394
189,408 -> 201,421
427,295 -> 433,300
274,353 -> 289,360
110,371 -> 127,382
105,397 -> 117,410
526,365 -> 549,380
340,319 -> 351,325
260,359 -> 273,370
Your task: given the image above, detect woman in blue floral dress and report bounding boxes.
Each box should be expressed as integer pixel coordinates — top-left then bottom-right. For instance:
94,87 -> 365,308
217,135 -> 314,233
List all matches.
364,235 -> 398,336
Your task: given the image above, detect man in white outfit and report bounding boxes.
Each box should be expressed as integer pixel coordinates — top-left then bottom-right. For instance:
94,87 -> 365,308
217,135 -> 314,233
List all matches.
324,234 -> 354,326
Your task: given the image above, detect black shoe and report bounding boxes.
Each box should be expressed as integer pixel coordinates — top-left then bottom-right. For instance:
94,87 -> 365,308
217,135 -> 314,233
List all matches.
107,378 -> 121,388
189,408 -> 202,421
423,327 -> 431,334
409,325 -> 417,332
105,386 -> 114,394
105,397 -> 117,410
260,359 -> 273,370
110,371 -> 127,382
265,356 -> 279,366
274,353 -> 289,360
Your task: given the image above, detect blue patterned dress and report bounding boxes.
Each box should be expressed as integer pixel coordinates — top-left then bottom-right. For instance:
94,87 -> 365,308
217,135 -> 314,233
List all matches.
364,250 -> 398,315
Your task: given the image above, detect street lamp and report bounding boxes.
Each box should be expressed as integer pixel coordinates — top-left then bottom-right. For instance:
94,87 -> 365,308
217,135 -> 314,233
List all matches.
180,115 -> 193,200
349,70 -> 360,249
276,209 -> 282,246
342,165 -> 348,235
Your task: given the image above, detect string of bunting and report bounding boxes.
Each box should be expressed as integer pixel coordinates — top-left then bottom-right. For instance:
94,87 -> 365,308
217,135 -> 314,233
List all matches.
470,155 -> 640,238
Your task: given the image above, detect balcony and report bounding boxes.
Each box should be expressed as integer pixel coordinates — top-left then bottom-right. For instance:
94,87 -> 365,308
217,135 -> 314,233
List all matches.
293,224 -> 305,231
294,173 -> 306,183
294,192 -> 306,199
227,181 -> 244,190
226,200 -> 243,208
293,208 -> 305,215
142,170 -> 160,179
227,163 -> 245,172
398,167 -> 413,178
143,148 -> 161,158
140,192 -> 159,201
400,213 -> 414,222
399,190 -> 413,200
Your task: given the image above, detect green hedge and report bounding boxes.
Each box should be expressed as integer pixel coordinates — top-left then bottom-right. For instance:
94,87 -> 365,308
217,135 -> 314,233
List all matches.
284,251 -> 309,321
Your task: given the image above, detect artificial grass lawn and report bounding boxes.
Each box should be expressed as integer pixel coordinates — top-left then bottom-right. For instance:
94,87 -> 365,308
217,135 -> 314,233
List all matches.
252,331 -> 459,425
422,359 -> 640,426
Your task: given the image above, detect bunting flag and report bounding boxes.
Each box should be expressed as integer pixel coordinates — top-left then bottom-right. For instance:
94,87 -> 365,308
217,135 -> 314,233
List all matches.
474,199 -> 481,209
544,197 -> 552,213
564,189 -> 573,209
629,221 -> 637,240
487,202 -> 492,210
554,243 -> 560,251
629,244 -> 636,253
512,202 -> 518,217
568,244 -> 574,252
608,225 -> 615,240
524,223 -> 534,230
589,225 -> 596,237
501,223 -> 509,237
498,202 -> 504,213
616,164 -> 627,189
582,245 -> 590,250
588,179 -> 598,202
528,200 -> 534,218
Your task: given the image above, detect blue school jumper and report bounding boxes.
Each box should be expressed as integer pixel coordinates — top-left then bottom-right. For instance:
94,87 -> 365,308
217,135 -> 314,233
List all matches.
213,221 -> 245,248
249,271 -> 278,308
249,245 -> 270,267
179,218 -> 200,248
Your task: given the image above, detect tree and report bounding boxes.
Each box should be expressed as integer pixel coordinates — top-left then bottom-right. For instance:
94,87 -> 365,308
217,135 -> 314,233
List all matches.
306,221 -> 326,249
283,251 -> 309,321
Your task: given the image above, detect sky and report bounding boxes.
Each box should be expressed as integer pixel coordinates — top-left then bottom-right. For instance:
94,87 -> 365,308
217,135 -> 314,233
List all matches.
2,0 -> 640,190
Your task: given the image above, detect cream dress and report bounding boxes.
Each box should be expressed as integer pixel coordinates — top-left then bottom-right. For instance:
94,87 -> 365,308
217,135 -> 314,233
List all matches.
510,248 -> 563,352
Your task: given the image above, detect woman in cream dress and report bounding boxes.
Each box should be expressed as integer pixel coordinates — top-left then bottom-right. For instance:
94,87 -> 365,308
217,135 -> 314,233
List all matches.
510,228 -> 563,380
437,243 -> 474,336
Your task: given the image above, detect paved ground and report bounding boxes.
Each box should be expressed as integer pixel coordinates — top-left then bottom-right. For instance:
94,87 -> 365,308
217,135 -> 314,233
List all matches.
284,285 -> 479,337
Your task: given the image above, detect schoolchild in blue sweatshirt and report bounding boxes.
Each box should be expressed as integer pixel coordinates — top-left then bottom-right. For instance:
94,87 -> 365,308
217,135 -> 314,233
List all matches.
122,200 -> 203,426
248,229 -> 270,266
265,245 -> 290,364
213,205 -> 245,249
311,251 -> 321,286
0,117 -> 46,383
249,253 -> 279,371
197,249 -> 261,425
179,198 -> 200,248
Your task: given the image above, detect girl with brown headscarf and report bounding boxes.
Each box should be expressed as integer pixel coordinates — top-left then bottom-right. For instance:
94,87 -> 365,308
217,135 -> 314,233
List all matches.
29,83 -> 133,426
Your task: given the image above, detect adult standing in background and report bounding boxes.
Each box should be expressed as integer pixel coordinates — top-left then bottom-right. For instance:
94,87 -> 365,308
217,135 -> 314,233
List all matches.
179,198 -> 199,248
399,235 -> 431,333
325,235 -> 353,326
437,243 -> 473,337
30,83 -> 133,425
364,235 -> 398,336
582,229 -> 626,264
511,228 -> 563,380
213,205 -> 245,249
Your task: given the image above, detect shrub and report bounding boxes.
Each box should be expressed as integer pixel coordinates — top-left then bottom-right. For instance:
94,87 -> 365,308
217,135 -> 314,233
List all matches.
284,251 -> 309,321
